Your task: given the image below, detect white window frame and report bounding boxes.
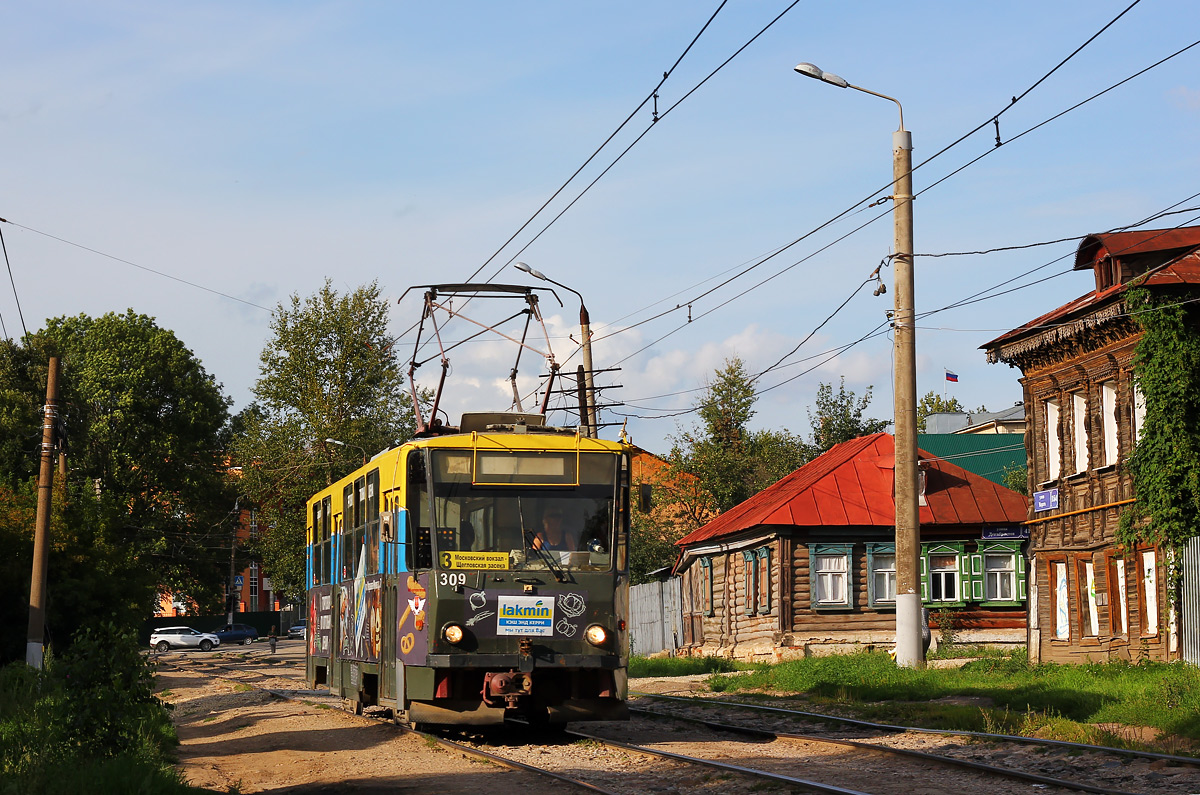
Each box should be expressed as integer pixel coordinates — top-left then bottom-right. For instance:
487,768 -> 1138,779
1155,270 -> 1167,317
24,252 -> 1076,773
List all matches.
984,551 -> 1016,602
1132,382 -> 1147,445
1142,549 -> 1159,636
868,543 -> 896,607
810,544 -> 852,609
928,551 -> 960,603
1045,398 -> 1061,481
1080,558 -> 1098,637
1072,391 -> 1088,474
1100,381 -> 1118,467
1054,561 -> 1070,640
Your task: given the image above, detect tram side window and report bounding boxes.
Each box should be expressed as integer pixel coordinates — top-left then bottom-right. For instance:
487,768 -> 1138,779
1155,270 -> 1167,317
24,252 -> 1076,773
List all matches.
407,451 -> 432,569
321,495 -> 332,584
367,469 -> 380,523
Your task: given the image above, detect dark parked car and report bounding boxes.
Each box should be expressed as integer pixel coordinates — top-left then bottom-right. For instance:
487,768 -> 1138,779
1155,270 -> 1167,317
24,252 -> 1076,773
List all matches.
214,623 -> 258,645
287,620 -> 307,640
150,626 -> 220,653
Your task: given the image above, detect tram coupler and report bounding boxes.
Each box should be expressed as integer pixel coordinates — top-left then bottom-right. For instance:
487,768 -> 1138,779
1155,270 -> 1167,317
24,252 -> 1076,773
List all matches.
482,670 -> 532,707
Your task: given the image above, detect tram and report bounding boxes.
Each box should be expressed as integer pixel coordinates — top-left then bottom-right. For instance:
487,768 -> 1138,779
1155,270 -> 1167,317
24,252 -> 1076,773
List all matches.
303,411 -> 632,726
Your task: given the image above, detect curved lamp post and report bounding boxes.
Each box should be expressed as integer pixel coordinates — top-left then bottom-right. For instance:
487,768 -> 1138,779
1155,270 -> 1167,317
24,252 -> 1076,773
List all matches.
325,437 -> 367,465
794,62 -> 922,668
514,262 -> 599,437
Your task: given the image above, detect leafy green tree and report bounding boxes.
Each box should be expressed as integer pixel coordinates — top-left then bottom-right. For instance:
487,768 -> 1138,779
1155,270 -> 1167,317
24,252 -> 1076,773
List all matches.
629,508 -> 682,585
1002,464 -> 1028,496
0,312 -> 235,661
233,280 -> 414,604
807,377 -> 889,454
1118,286 -> 1200,582
669,358 -> 810,515
916,391 -> 966,432
37,311 -> 236,606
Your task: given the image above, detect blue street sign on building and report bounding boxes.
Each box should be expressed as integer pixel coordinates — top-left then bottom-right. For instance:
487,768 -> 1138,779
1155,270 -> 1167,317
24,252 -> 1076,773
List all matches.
1033,488 -> 1059,512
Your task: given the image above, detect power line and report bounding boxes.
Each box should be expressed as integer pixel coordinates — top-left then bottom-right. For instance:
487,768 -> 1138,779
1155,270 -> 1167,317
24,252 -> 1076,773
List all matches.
463,0 -> 733,284
0,222 -> 28,339
0,217 -> 273,313
591,1 -> 1159,351
473,0 -> 807,290
595,31 -> 1200,380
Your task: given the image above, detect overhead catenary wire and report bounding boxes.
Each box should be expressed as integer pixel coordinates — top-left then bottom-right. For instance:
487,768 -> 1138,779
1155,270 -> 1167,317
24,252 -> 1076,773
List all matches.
572,1 -> 1163,350
0,217 -> 273,313
461,0 -> 733,285
0,222 -> 28,340
595,34 -> 1200,401
617,198 -> 1200,423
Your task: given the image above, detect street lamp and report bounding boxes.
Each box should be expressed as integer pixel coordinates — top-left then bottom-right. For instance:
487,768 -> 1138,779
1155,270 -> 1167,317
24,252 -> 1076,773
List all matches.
514,262 -> 599,438
325,438 -> 368,465
794,62 -> 923,668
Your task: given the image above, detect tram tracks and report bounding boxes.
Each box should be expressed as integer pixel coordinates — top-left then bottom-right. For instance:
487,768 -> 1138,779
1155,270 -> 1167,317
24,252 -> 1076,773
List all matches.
157,654 -> 1197,794
627,691 -> 1200,795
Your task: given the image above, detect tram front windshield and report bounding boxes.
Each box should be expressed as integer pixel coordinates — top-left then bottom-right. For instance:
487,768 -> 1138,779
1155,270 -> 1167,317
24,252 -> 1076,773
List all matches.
427,449 -> 619,572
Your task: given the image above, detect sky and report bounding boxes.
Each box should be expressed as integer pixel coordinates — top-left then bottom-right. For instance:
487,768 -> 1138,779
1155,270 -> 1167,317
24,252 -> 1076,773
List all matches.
2,1 -> 1198,454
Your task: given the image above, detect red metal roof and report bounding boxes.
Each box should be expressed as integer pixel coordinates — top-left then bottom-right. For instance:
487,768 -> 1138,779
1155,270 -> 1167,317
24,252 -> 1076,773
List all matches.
676,433 -> 1028,547
982,249 -> 1200,351
1074,227 -> 1200,270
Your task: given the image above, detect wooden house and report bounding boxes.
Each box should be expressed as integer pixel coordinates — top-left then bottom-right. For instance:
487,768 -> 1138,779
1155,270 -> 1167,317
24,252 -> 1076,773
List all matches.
983,226 -> 1200,664
673,433 -> 1028,661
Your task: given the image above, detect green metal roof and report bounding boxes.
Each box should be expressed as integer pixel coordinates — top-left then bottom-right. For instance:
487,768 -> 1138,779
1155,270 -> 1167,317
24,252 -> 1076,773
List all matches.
917,433 -> 1026,487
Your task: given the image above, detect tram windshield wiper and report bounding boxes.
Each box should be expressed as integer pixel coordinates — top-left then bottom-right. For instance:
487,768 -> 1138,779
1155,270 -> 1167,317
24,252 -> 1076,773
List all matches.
524,529 -> 567,582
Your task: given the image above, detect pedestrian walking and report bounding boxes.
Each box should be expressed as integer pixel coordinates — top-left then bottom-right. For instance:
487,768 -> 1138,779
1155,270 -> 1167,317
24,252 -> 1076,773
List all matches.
269,625 -> 277,654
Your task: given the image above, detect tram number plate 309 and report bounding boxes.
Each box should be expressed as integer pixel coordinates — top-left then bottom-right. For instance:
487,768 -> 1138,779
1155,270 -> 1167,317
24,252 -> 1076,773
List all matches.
349,664 -> 360,687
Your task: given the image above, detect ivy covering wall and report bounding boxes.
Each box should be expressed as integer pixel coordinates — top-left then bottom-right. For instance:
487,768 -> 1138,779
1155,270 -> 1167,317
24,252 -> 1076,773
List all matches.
1118,285 -> 1200,579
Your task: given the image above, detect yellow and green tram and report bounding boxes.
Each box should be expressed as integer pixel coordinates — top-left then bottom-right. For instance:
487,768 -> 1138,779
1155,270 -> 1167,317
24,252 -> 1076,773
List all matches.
303,413 -> 631,727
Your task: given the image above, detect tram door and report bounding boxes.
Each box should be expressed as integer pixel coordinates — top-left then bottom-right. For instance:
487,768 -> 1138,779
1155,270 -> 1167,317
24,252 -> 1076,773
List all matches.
380,579 -> 396,702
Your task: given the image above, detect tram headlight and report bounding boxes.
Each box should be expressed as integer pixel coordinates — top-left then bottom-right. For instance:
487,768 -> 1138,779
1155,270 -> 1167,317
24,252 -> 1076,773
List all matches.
442,623 -> 465,645
584,624 -> 609,647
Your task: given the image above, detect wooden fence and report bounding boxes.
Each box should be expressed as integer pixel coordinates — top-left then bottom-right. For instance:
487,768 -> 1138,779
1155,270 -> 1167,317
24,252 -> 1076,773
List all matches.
629,578 -> 682,656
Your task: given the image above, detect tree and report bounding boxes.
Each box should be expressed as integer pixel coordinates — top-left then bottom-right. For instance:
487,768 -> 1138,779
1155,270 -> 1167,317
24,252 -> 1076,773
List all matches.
1002,464 -> 1028,496
670,358 -> 810,514
1118,285 -> 1200,585
807,377 -> 888,454
0,312 -> 235,660
915,391 -> 966,432
233,280 -> 414,604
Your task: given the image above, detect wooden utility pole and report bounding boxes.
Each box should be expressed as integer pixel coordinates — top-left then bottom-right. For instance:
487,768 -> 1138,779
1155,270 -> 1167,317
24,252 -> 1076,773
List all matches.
26,357 -> 60,669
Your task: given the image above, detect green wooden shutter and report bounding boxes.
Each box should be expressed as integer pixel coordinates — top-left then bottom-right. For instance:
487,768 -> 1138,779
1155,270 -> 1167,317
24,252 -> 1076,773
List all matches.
1017,549 -> 1027,601
970,553 -> 985,601
756,547 -> 771,614
919,546 -> 929,602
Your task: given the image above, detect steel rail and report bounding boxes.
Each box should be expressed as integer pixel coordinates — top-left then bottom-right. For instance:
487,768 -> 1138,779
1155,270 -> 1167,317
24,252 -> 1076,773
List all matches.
631,691 -> 1200,767
562,726 -> 872,795
630,706 -> 1140,795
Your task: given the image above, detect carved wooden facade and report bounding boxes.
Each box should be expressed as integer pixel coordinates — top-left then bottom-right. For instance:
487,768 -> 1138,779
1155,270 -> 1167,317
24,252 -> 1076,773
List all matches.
983,227 -> 1200,663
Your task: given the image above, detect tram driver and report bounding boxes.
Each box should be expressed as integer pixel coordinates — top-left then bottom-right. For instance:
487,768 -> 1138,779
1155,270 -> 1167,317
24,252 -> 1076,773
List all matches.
531,506 -> 578,552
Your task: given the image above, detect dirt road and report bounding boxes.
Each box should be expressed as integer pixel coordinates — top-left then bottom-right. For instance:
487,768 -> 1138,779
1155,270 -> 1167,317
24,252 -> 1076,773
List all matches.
155,641 -> 565,794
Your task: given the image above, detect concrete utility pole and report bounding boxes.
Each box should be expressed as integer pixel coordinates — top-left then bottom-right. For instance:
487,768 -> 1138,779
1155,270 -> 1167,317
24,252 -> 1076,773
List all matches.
794,62 -> 924,667
890,122 -> 923,670
26,357 -> 60,669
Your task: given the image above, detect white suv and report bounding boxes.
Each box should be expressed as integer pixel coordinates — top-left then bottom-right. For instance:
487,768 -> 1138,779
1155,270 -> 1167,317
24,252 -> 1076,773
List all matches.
150,626 -> 221,653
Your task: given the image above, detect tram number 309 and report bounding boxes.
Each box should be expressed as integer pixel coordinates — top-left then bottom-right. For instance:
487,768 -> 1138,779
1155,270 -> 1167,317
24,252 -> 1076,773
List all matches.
438,572 -> 466,587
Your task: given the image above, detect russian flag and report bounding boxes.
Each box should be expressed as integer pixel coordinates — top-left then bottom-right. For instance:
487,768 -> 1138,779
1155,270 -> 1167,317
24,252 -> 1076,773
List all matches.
945,371 -> 959,383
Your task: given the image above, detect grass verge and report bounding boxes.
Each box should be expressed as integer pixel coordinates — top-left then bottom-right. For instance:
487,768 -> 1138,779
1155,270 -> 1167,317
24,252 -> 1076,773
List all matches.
661,649 -> 1200,755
